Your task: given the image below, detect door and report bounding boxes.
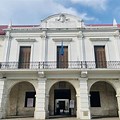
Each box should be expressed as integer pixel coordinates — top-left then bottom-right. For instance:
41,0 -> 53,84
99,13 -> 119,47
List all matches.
57,46 -> 68,68
94,46 -> 106,68
18,46 -> 31,68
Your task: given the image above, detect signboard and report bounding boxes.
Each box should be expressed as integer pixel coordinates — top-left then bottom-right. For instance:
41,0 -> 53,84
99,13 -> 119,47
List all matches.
69,100 -> 74,108
27,98 -> 34,107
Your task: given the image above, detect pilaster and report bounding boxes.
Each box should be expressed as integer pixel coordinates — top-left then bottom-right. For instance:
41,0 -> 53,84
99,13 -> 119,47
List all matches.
114,31 -> 120,60
45,94 -> 49,118
79,71 -> 91,119
0,77 -> 6,118
77,31 -> 84,61
34,71 -> 46,119
41,31 -> 48,62
3,30 -> 12,62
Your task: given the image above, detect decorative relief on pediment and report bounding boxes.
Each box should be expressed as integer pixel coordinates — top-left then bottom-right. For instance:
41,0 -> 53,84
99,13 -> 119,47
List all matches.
56,14 -> 70,23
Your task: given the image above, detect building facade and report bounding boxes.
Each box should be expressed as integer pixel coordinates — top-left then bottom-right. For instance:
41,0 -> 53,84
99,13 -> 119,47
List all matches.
0,13 -> 120,119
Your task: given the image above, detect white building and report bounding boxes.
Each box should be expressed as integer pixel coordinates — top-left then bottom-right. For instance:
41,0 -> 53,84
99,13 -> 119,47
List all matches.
0,13 -> 120,119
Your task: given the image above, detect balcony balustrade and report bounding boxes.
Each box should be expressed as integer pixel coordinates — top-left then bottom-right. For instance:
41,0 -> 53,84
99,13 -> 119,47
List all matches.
0,61 -> 120,69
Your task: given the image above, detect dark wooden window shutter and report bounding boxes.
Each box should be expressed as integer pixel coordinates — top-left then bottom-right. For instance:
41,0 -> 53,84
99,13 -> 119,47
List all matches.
18,46 -> 31,68
94,46 -> 106,68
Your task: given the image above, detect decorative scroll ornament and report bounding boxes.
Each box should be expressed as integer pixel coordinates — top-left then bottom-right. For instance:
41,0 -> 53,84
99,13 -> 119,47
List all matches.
38,71 -> 45,78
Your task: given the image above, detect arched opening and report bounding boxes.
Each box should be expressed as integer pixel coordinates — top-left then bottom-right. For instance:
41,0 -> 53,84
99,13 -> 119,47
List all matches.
90,81 -> 118,118
7,81 -> 36,118
49,81 -> 76,117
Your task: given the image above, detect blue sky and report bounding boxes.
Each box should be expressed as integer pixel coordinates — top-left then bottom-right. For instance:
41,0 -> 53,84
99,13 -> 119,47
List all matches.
0,0 -> 120,25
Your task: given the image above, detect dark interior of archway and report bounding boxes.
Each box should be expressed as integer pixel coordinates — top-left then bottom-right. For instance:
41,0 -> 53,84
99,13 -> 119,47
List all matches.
8,82 -> 36,117
90,82 -> 118,118
54,89 -> 71,116
54,89 -> 71,99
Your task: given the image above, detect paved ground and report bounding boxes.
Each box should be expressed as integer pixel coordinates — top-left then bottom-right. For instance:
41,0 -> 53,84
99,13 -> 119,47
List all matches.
2,117 -> 120,120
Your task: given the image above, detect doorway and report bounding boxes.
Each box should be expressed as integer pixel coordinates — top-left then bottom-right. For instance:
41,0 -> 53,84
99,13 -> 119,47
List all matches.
54,89 -> 71,115
49,81 -> 76,117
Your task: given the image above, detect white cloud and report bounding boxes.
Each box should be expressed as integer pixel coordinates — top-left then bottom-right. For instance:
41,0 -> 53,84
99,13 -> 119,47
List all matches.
71,0 -> 107,10
0,0 -> 96,24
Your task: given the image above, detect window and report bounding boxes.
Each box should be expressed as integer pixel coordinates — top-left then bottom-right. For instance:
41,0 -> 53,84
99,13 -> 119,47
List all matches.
25,92 -> 36,107
94,46 -> 106,68
90,91 -> 101,107
57,46 -> 68,68
18,46 -> 31,68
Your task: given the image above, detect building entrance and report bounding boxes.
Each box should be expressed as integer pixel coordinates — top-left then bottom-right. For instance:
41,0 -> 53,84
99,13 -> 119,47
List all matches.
54,89 -> 71,115
49,81 -> 76,117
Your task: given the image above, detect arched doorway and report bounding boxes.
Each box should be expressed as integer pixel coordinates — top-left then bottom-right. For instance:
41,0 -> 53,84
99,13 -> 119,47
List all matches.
49,81 -> 76,117
90,81 -> 118,118
7,81 -> 36,117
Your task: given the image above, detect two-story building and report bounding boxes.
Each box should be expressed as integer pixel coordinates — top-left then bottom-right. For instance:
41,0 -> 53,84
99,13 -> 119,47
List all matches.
0,13 -> 120,119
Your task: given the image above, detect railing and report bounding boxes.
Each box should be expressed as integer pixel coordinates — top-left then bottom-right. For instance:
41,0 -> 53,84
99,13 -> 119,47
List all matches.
0,61 -> 120,69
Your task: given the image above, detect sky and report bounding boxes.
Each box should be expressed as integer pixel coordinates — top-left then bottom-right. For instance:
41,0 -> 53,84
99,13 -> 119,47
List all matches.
0,0 -> 120,25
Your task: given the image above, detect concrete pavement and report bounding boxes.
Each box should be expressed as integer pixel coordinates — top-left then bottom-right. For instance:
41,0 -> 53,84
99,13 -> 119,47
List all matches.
2,117 -> 120,120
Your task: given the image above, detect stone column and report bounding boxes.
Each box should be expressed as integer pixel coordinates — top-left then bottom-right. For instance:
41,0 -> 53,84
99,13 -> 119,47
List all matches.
34,72 -> 46,119
0,75 -> 7,118
76,94 -> 80,118
116,95 -> 120,118
79,71 -> 91,119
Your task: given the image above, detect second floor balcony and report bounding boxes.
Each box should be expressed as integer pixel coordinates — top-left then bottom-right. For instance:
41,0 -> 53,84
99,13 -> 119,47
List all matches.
0,61 -> 120,70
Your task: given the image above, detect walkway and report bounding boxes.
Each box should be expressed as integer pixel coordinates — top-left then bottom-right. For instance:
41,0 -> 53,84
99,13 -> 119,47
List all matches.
2,117 -> 120,120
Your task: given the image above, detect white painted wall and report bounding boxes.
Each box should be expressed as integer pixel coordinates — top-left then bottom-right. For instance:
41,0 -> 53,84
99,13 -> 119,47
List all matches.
0,36 -> 4,62
3,31 -> 119,64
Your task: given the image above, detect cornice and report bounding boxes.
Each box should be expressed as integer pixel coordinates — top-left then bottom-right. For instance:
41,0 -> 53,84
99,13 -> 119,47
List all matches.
47,33 -> 78,37
4,26 -> 119,38
83,31 -> 118,37
85,26 -> 118,30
